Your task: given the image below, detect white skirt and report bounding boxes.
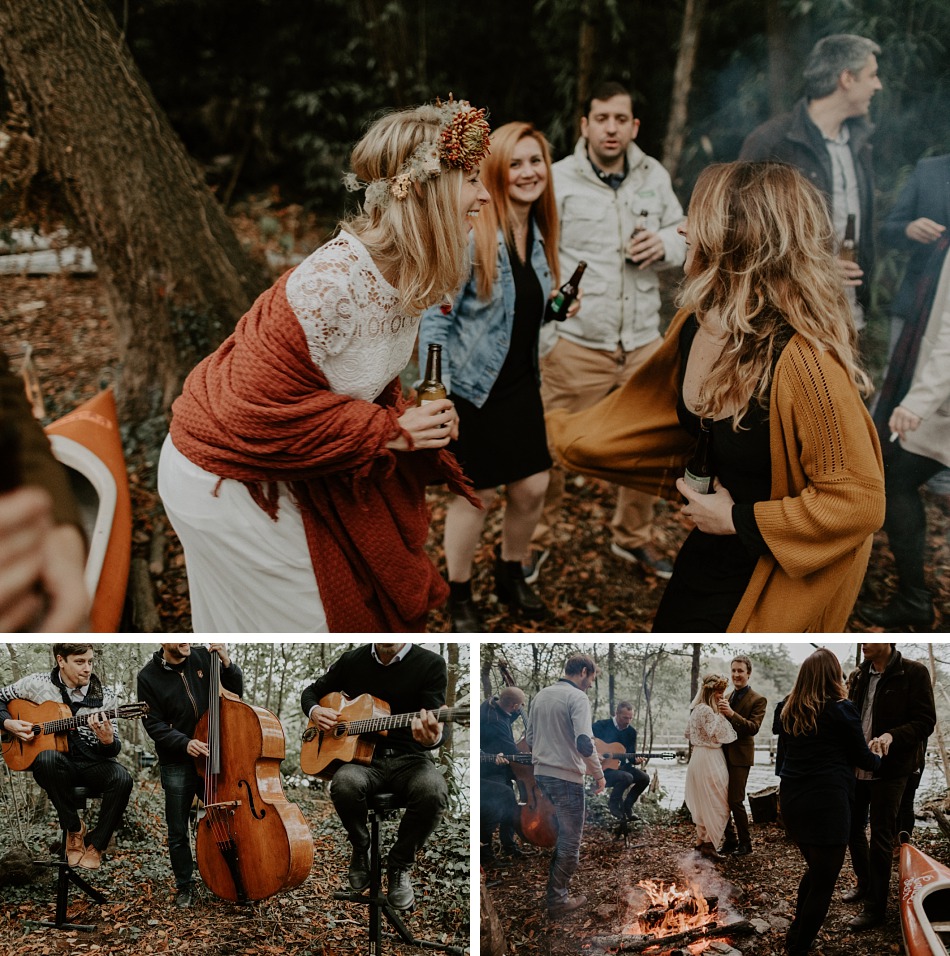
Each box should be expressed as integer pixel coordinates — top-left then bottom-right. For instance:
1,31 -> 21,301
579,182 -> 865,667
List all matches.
157,434 -> 328,633
684,744 -> 730,847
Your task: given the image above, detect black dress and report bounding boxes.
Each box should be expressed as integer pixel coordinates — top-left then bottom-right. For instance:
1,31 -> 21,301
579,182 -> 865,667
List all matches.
449,228 -> 552,490
652,315 -> 786,632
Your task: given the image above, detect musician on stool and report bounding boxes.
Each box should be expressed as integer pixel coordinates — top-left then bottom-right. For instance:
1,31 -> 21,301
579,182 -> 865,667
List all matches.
301,642 -> 449,911
0,642 -> 133,869
480,687 -> 527,862
137,643 -> 243,909
591,702 -> 649,821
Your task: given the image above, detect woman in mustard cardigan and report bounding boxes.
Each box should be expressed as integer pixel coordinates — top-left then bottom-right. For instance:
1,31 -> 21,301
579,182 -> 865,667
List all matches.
547,162 -> 885,632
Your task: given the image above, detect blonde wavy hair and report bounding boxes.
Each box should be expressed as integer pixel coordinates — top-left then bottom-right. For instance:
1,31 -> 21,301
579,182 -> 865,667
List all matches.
344,103 -> 483,315
780,647 -> 847,737
472,122 -> 560,300
677,161 -> 873,429
690,673 -> 728,710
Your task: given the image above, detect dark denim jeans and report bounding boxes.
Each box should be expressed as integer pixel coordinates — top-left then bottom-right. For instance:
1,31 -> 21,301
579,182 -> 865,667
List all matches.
160,762 -> 203,890
604,767 -> 649,816
536,775 -> 586,908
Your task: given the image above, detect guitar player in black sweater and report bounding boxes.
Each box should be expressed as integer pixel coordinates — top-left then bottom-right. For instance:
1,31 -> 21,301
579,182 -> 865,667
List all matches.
591,701 -> 650,821
300,642 -> 448,911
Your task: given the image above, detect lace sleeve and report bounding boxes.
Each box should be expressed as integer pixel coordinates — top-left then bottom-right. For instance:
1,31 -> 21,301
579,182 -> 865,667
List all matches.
285,239 -> 362,369
690,705 -> 738,746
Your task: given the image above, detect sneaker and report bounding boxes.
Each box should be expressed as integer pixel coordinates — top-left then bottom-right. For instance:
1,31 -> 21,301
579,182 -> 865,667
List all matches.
610,542 -> 673,580
522,548 -> 550,586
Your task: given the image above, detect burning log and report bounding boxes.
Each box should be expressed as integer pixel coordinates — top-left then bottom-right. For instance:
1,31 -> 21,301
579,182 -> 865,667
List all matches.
586,917 -> 754,954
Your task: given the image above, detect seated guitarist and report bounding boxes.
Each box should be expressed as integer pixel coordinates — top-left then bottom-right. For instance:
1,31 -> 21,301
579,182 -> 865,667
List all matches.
480,687 -> 527,862
0,642 -> 133,869
301,642 -> 448,911
591,701 -> 650,821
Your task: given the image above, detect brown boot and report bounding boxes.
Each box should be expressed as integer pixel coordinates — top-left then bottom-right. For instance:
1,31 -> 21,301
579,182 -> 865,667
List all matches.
66,821 -> 87,866
77,845 -> 102,870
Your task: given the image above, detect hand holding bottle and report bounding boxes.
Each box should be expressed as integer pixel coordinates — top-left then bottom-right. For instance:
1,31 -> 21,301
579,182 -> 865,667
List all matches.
626,230 -> 666,269
675,477 -> 736,535
386,400 -> 458,451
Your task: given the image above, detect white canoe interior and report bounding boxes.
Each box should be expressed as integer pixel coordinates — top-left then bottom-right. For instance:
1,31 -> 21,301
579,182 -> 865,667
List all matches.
909,874 -> 950,955
48,434 -> 117,602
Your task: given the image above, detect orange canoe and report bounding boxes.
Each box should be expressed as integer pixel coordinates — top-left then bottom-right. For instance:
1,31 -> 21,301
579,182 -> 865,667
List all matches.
899,833 -> 950,956
45,388 -> 131,632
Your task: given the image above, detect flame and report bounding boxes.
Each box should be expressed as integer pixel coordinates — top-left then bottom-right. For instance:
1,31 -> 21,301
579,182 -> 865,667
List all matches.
623,879 -> 713,939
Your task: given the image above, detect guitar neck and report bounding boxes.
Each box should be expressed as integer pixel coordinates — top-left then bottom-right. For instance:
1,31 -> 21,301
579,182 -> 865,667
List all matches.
38,707 -> 121,737
479,751 -> 532,764
345,705 -> 462,737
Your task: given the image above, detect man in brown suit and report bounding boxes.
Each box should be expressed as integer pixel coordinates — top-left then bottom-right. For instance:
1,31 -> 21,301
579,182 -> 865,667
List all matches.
718,655 -> 767,856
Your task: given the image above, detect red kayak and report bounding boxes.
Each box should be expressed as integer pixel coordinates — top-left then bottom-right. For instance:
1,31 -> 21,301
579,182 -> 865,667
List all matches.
899,832 -> 950,956
45,389 -> 131,632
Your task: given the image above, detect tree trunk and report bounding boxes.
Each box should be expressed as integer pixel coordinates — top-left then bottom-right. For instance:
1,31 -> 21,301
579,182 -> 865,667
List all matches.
574,0 -> 602,140
661,0 -> 706,181
480,870 -> 506,956
0,0 -> 265,418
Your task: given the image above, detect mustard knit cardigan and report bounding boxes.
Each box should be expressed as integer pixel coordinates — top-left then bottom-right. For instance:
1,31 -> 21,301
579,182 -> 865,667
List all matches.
546,309 -> 886,633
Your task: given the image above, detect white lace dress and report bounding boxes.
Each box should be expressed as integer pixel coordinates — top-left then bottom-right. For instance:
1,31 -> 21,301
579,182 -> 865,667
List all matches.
683,703 -> 738,847
158,231 -> 420,632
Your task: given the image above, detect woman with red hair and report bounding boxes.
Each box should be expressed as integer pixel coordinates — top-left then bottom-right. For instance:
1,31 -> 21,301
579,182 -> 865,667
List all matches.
419,122 -> 568,631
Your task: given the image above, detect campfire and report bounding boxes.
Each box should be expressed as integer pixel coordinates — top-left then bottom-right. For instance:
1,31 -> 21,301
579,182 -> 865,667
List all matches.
586,875 -> 753,955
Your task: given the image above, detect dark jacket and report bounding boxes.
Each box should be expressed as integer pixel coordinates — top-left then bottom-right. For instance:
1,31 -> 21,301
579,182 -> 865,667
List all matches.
591,716 -> 638,771
1,350 -> 81,528
739,98 -> 876,308
722,686 -> 767,768
137,647 -> 244,765
880,154 -> 950,320
481,696 -> 521,782
847,649 -> 935,779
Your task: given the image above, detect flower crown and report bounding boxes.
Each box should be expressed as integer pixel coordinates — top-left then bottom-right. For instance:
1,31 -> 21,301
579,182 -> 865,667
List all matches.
343,95 -> 491,212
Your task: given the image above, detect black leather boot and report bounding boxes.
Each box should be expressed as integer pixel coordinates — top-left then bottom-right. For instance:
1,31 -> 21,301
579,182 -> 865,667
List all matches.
858,587 -> 934,629
447,580 -> 486,633
494,548 -> 549,620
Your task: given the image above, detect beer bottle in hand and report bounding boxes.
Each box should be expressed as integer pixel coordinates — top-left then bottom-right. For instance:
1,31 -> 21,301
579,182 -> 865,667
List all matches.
543,261 -> 587,324
417,343 -> 447,405
840,214 -> 857,263
632,209 -> 650,237
683,418 -> 714,496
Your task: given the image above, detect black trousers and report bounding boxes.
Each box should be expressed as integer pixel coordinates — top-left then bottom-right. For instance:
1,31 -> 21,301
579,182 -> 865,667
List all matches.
787,842 -> 847,955
848,776 -> 908,914
882,444 -> 944,589
725,764 -> 752,844
329,752 -> 448,870
31,750 -> 134,852
480,778 -> 519,846
604,767 -> 649,815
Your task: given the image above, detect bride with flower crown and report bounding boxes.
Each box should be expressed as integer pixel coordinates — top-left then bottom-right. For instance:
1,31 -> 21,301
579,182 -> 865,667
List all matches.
158,97 -> 491,632
684,673 -> 738,859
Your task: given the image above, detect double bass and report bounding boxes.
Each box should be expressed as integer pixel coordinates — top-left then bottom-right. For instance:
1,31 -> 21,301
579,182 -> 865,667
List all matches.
195,652 -> 314,903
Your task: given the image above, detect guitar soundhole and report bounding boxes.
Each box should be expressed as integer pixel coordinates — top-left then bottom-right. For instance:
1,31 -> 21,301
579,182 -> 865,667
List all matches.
332,723 -> 347,740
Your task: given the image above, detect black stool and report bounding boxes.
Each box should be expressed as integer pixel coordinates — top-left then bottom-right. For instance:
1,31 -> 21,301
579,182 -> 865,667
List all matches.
332,793 -> 464,956
26,786 -> 107,931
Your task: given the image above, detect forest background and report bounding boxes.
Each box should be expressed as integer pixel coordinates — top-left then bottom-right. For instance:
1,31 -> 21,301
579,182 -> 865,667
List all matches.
1,1 -> 949,632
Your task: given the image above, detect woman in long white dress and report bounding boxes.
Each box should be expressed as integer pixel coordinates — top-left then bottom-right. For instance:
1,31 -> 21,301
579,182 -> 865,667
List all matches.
684,673 -> 737,859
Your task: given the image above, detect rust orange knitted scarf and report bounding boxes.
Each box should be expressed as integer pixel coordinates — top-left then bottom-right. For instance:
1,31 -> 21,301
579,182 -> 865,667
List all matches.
170,271 -> 476,632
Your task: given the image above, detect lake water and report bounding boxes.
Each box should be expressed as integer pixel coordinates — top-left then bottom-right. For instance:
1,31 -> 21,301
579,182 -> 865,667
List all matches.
642,749 -> 942,818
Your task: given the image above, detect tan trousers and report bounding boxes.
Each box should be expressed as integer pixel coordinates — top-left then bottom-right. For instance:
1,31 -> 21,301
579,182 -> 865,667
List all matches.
533,336 -> 663,551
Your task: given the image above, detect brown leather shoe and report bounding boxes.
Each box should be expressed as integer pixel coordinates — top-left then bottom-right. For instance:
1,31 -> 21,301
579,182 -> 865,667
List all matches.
697,842 -> 724,861
76,845 -> 102,870
66,821 -> 87,866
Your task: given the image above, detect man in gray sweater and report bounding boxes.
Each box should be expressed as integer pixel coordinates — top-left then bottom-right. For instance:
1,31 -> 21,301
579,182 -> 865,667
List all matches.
527,653 -> 605,917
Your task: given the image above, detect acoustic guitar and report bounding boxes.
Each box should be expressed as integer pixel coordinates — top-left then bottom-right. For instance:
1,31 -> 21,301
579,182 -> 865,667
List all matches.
1,698 -> 149,771
479,751 -> 533,765
300,692 -> 468,781
593,738 -> 677,772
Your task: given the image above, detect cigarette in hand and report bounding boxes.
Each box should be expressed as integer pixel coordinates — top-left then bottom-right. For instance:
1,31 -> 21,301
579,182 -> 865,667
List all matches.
889,432 -> 899,443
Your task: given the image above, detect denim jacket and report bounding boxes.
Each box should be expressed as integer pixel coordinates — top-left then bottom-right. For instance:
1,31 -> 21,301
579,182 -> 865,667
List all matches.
418,223 -> 553,408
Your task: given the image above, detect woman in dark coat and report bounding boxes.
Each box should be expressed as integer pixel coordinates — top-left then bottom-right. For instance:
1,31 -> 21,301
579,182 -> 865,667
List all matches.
773,648 -> 881,956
